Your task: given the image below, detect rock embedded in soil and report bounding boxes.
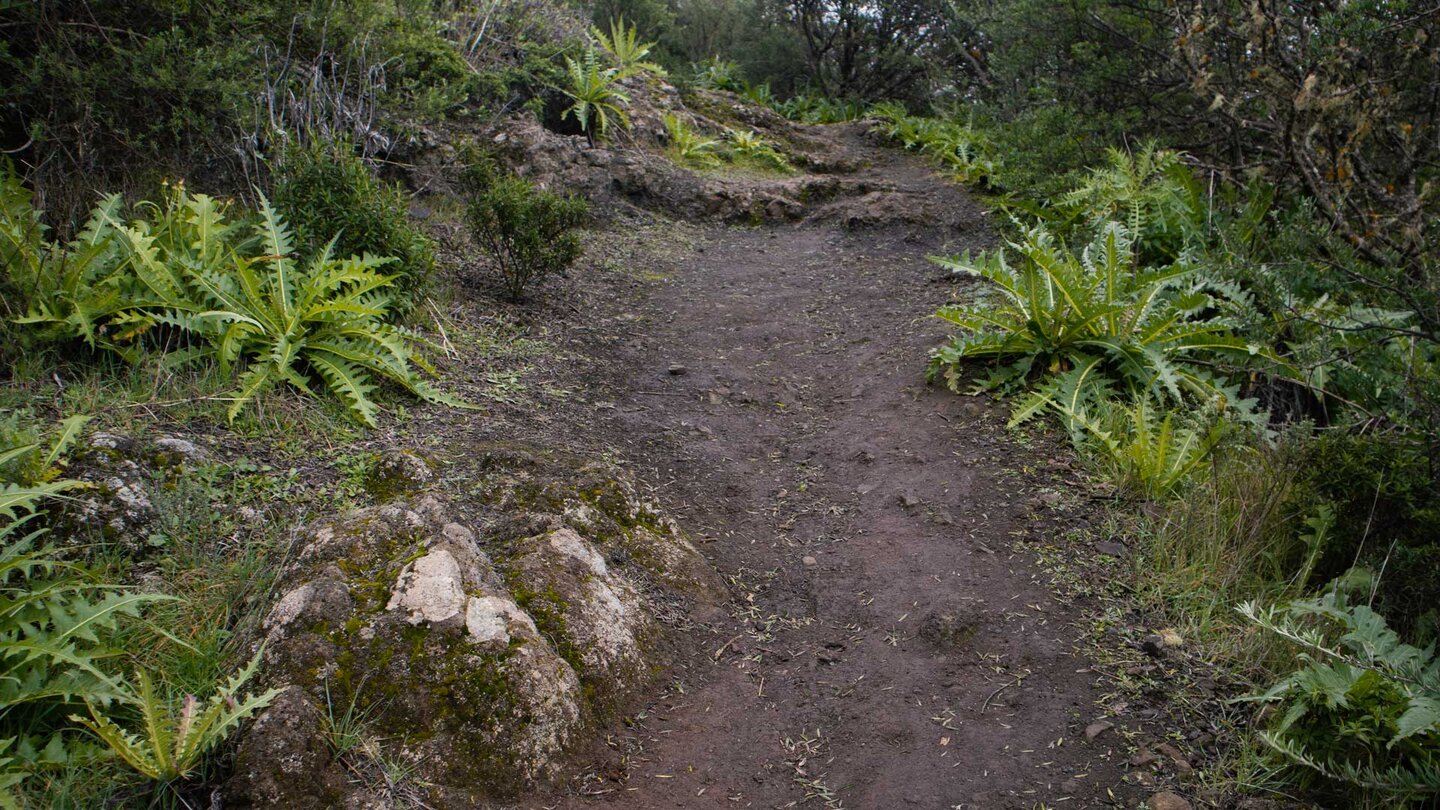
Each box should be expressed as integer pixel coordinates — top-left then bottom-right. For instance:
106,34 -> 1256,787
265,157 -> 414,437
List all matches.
55,430 -> 212,555
228,448 -> 721,808
1147,791 -> 1193,810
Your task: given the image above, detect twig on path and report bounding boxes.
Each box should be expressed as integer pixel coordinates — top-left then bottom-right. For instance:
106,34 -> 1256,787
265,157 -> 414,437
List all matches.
979,669 -> 1031,716
713,633 -> 744,660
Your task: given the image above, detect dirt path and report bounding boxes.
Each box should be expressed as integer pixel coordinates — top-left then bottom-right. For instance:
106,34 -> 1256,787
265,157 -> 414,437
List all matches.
524,130 -> 1141,810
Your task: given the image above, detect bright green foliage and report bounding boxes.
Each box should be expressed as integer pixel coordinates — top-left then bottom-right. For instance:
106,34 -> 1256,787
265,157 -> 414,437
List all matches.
1240,594 -> 1440,803
0,483 -> 168,800
463,165 -> 589,301
664,114 -> 722,167
740,83 -> 776,108
560,49 -> 632,145
2,176 -> 465,427
931,222 -> 1266,419
725,129 -> 791,172
1043,366 -> 1228,498
0,169 -> 130,353
1055,144 -> 1206,262
272,140 -> 436,313
692,58 -> 747,92
592,18 -> 666,78
868,105 -> 996,184
774,93 -> 866,124
0,415 -> 90,518
72,651 -> 277,783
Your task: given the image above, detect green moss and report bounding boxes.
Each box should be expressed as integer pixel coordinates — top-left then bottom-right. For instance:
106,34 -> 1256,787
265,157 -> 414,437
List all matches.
506,571 -> 586,676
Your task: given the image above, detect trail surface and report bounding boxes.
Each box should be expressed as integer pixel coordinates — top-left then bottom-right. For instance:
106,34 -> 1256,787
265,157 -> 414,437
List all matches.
528,128 -> 1138,810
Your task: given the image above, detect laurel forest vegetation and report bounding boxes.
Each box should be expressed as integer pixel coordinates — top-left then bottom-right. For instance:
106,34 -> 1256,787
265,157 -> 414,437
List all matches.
1,0 -> 1438,807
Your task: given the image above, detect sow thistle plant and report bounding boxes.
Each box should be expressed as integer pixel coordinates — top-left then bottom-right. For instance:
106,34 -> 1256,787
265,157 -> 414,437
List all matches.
1,172 -> 467,427
560,48 -> 631,146
590,17 -> 665,79
664,113 -> 722,167
868,104 -> 995,184
931,222 -> 1278,495
1239,592 -> 1440,803
931,222 -> 1269,414
726,129 -> 792,172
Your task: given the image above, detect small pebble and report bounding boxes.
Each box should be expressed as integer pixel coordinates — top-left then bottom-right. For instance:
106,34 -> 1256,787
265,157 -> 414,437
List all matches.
802,555 -> 818,566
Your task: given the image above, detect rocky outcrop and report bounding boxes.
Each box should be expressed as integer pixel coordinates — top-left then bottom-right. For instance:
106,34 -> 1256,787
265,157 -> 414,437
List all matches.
56,431 -> 209,553
228,446 -> 723,808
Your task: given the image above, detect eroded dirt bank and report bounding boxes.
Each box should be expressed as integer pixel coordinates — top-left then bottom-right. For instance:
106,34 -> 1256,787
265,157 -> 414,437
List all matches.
510,130 -> 1145,809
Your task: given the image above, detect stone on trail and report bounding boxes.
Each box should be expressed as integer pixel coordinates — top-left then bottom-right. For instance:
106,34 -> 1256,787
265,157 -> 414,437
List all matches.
1147,791 -> 1193,810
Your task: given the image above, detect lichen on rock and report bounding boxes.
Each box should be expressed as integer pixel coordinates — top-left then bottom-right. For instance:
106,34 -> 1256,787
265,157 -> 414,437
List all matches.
229,446 -> 721,808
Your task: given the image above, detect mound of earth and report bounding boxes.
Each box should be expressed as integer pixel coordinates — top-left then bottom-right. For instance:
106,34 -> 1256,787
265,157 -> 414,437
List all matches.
416,81 -> 977,232
226,446 -> 723,809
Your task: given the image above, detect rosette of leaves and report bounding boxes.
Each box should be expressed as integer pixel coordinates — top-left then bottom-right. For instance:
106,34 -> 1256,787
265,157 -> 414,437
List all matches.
591,17 -> 665,78
3,177 -> 468,427
560,48 -> 631,146
930,221 -> 1273,426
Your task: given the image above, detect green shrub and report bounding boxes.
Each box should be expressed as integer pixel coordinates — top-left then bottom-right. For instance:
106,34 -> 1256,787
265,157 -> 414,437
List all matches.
463,164 -> 588,301
1302,432 -> 1440,640
271,140 -> 435,313
1240,593 -> 1440,805
376,24 -> 477,124
981,103 -> 1125,199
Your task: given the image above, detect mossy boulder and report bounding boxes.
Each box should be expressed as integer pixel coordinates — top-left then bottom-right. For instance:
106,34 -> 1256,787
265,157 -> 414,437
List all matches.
229,448 -> 721,808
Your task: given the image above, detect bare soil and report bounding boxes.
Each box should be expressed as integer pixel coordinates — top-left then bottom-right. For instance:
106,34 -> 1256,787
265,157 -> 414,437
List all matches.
474,127 -> 1148,809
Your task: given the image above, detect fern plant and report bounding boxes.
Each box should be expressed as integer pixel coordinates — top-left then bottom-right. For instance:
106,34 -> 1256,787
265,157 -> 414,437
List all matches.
591,17 -> 665,78
560,49 -> 631,146
72,651 -> 277,783
930,222 -> 1270,421
664,113 -> 721,167
1239,594 -> 1440,804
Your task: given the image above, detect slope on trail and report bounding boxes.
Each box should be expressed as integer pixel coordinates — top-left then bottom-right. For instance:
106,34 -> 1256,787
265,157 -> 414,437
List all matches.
528,131 -> 1141,809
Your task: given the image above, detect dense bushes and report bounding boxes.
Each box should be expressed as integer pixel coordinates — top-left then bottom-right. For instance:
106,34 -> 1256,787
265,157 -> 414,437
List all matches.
0,0 -> 586,223
272,140 -> 435,312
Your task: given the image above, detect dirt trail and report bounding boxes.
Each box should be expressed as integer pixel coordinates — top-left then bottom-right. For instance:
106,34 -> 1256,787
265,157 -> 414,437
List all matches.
528,129 -> 1140,810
